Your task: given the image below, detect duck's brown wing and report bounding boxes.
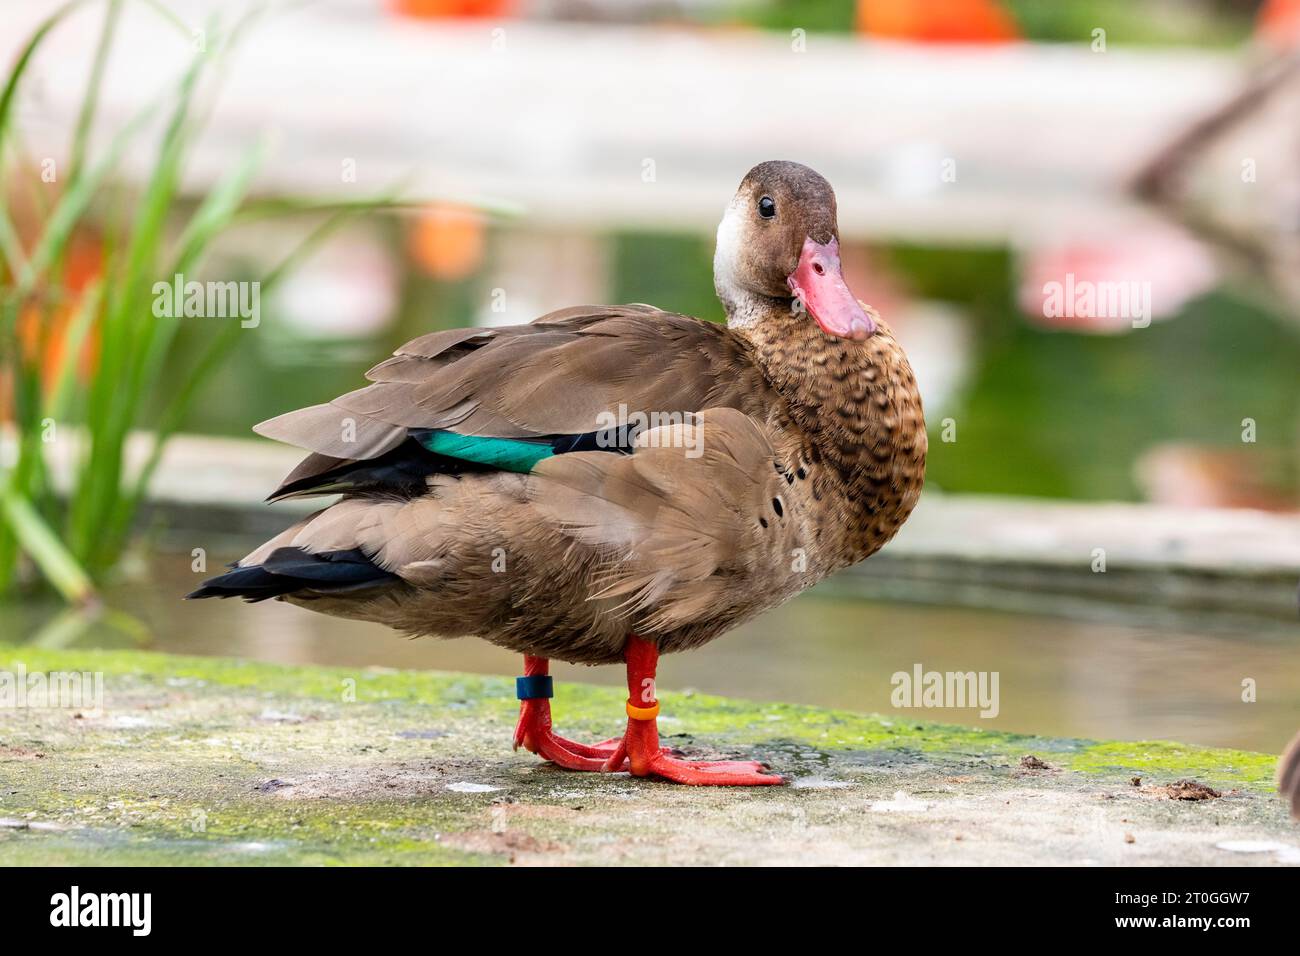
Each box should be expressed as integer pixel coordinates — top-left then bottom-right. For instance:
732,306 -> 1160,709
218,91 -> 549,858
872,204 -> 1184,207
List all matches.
195,407 -> 803,661
254,305 -> 770,497
526,407 -> 808,634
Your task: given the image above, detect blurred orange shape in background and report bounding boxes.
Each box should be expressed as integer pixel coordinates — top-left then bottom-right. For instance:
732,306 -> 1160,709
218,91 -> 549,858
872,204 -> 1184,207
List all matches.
856,0 -> 1020,44
408,204 -> 486,281
13,233 -> 101,396
1258,0 -> 1300,48
390,0 -> 515,19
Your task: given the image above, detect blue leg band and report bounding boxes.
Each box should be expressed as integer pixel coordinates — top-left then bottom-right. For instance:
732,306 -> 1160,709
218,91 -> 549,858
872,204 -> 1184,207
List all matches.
516,675 -> 554,700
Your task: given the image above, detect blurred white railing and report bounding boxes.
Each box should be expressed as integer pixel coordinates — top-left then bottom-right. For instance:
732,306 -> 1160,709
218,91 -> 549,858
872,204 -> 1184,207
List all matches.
6,2 -> 1244,242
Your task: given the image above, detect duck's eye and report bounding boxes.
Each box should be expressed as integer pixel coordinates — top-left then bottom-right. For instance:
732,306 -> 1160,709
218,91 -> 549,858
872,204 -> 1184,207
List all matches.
758,196 -> 776,219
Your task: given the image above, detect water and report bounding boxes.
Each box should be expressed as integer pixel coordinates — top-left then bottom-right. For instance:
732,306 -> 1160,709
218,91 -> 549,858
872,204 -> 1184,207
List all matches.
4,553 -> 1297,754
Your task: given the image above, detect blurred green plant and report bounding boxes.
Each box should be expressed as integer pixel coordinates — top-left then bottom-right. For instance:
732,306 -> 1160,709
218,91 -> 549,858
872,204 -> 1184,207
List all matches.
0,1 -> 433,604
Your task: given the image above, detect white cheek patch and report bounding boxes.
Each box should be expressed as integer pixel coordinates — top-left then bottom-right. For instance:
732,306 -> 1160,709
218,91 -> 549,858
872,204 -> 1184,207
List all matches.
713,201 -> 746,316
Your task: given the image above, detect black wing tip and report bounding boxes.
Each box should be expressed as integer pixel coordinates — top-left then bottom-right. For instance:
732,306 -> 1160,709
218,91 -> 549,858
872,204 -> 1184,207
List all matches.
184,573 -> 282,603
184,547 -> 398,604
184,585 -> 268,602
186,561 -> 244,598
266,439 -> 457,502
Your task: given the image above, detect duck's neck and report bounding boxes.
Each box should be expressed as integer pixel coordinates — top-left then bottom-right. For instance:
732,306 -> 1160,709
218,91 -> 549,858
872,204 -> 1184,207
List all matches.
717,286 -> 789,334
726,294 -> 927,564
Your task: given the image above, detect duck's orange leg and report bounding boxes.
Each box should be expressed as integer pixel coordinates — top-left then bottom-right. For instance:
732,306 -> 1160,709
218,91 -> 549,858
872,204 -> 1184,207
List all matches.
601,635 -> 785,786
513,656 -> 625,771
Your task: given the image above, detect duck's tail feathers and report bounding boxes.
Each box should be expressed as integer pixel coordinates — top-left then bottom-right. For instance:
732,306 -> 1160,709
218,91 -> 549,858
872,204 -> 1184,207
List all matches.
185,547 -> 397,602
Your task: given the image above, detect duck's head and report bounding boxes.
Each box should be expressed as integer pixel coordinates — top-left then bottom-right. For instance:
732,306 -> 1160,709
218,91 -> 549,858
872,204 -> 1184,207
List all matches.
714,160 -> 875,341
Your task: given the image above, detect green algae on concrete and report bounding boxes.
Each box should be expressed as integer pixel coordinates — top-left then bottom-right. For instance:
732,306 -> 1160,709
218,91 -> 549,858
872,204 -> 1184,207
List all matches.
0,645 -> 1295,866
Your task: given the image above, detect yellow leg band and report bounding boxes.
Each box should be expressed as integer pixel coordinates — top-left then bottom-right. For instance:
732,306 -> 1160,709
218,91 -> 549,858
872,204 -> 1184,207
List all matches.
625,700 -> 660,721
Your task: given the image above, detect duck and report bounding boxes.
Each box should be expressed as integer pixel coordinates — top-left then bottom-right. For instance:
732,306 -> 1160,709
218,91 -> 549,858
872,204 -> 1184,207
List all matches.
188,161 -> 927,785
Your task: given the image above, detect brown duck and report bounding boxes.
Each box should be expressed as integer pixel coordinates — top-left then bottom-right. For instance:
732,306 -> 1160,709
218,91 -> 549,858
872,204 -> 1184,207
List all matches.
190,161 -> 926,785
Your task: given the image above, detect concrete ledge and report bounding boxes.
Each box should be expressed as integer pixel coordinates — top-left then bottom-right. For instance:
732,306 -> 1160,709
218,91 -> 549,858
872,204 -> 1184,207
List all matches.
846,496 -> 1300,623
0,647 -> 1293,866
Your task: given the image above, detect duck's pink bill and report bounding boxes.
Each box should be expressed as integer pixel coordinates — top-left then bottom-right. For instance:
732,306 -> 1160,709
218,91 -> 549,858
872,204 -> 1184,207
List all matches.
787,237 -> 876,341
